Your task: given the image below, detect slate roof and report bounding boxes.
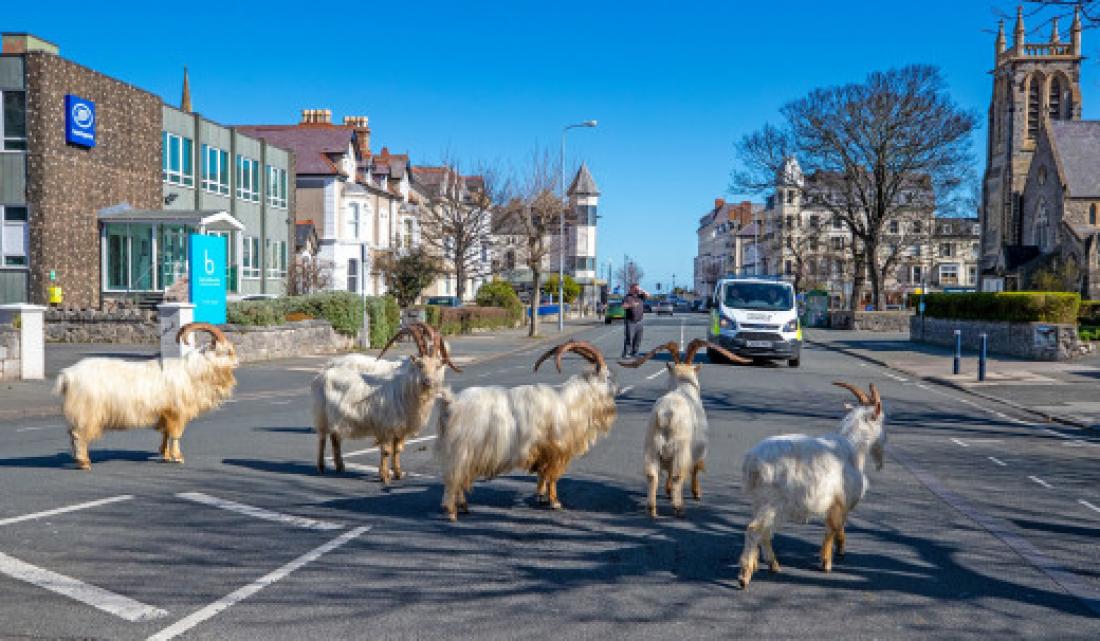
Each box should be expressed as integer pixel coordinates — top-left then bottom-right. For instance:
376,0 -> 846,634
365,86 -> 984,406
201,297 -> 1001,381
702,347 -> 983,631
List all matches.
235,125 -> 353,175
567,163 -> 599,196
1048,120 -> 1100,198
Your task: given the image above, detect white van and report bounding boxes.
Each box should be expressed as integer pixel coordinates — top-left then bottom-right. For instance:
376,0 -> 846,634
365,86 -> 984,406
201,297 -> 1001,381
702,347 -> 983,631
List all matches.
706,277 -> 802,367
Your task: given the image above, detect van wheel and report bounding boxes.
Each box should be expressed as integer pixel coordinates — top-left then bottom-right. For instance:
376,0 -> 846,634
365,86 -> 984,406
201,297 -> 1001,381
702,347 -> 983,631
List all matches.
707,348 -> 727,365
605,318 -> 612,325
788,357 -> 801,368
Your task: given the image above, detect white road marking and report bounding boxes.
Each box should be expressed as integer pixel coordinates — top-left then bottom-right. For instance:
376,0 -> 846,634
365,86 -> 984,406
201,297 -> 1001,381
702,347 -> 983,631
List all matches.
337,435 -> 438,459
1028,475 -> 1054,489
15,426 -> 52,432
146,526 -> 369,641
988,456 -> 1007,466
270,400 -> 293,406
645,369 -> 665,380
0,495 -> 133,527
882,372 -> 907,382
858,363 -> 868,368
950,438 -> 969,448
1079,499 -> 1100,515
619,385 -> 635,396
0,551 -> 167,622
175,492 -> 342,531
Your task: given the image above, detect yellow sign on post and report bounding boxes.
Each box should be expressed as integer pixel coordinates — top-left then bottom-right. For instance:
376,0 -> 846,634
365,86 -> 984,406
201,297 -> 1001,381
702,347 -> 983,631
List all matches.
48,285 -> 63,304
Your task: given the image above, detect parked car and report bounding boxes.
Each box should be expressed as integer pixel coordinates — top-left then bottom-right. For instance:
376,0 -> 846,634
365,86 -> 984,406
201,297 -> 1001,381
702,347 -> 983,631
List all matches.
692,299 -> 708,313
604,300 -> 625,324
425,296 -> 462,307
655,300 -> 675,316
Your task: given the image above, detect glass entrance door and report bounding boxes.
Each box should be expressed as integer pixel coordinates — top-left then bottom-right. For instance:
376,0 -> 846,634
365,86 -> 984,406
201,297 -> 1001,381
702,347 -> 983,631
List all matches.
157,225 -> 188,290
105,223 -> 153,291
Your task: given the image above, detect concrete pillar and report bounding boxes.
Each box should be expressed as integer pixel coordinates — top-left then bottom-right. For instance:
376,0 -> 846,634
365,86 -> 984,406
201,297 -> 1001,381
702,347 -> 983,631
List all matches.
158,302 -> 196,359
0,304 -> 47,380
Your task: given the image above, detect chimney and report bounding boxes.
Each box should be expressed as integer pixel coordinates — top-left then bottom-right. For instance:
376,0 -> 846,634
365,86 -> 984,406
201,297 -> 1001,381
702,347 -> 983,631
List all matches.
181,66 -> 192,113
344,116 -> 371,158
299,109 -> 332,125
714,198 -> 726,211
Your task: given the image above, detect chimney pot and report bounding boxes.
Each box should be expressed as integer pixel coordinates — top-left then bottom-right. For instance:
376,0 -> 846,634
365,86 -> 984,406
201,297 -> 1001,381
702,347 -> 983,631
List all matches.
715,198 -> 726,210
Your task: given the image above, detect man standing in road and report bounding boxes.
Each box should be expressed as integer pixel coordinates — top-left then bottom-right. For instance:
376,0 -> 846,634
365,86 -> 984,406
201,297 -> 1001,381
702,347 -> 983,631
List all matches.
622,283 -> 648,358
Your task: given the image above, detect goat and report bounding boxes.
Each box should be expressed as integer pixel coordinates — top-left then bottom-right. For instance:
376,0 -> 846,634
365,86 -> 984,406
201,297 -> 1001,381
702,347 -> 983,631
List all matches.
436,340 -> 617,521
737,382 -> 886,589
54,322 -> 238,470
620,339 -> 749,517
312,322 -> 459,483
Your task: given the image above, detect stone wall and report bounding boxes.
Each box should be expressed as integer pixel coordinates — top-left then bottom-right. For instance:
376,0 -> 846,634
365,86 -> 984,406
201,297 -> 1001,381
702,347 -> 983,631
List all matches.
0,325 -> 19,382
829,310 -> 913,332
45,307 -> 158,344
221,320 -> 352,363
910,315 -> 1082,361
23,52 -> 162,308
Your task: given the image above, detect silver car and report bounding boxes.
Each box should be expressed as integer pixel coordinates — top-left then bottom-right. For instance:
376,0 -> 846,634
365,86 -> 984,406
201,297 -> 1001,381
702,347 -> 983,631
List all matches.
655,301 -> 675,316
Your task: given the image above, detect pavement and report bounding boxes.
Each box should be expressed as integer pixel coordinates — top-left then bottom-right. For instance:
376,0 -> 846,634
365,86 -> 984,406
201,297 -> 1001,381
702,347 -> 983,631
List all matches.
806,328 -> 1100,431
1,315 -> 1099,639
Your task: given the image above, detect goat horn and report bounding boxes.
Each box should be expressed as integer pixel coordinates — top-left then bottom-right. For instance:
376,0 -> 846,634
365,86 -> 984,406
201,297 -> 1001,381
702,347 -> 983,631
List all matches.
569,341 -> 607,373
693,341 -> 751,365
379,325 -> 428,359
176,322 -> 225,347
419,322 -> 462,372
869,382 -> 882,417
533,342 -> 569,373
833,381 -> 871,406
620,341 -> 680,368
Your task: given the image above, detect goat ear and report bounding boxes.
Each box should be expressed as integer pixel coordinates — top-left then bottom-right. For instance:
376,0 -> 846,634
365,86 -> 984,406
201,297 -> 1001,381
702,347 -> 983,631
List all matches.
874,401 -> 883,419
693,364 -> 701,373
665,362 -> 673,370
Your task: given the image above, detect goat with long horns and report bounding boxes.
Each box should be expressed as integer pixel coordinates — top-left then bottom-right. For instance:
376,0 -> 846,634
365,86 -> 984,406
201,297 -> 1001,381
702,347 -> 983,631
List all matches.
621,339 -> 748,516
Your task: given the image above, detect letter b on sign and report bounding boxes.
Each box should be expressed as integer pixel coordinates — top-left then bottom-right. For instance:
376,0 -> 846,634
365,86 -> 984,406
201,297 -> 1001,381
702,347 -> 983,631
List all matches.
204,251 -> 216,276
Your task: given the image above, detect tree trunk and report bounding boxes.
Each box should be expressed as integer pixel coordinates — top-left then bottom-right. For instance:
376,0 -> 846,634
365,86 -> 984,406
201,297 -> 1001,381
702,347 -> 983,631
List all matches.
454,257 -> 466,302
865,240 -> 883,310
849,244 -> 865,313
529,270 -> 541,337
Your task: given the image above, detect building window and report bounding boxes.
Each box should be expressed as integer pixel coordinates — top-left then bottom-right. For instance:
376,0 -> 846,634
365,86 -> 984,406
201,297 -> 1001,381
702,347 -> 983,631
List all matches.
1,206 -> 28,267
347,203 -> 360,239
266,165 -> 288,208
786,190 -> 794,205
910,244 -> 922,257
504,249 -> 516,270
347,258 -> 359,293
162,132 -> 194,186
831,236 -> 845,251
265,239 -> 287,279
912,220 -> 923,235
201,144 -> 230,195
889,220 -> 900,234
912,265 -> 924,283
832,215 -> 843,229
784,260 -> 793,275
1049,76 -> 1063,120
1036,199 -> 1049,249
939,264 -> 959,284
242,236 -> 261,279
968,265 -> 977,285
235,155 -> 260,202
940,243 -> 954,257
403,218 -> 414,249
1091,204 -> 1097,226
1,91 -> 27,151
1028,74 -> 1042,140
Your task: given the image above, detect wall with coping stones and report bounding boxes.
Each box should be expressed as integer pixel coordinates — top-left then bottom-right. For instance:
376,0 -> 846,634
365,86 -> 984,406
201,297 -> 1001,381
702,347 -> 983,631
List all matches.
910,315 -> 1081,361
46,308 -> 158,344
829,311 -> 913,332
0,326 -> 20,381
221,320 -> 352,363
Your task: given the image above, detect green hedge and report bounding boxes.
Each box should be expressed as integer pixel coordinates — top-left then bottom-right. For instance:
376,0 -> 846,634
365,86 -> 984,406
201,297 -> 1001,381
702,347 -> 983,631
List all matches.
421,305 -> 518,336
475,280 -> 523,324
912,292 -> 1081,324
1078,300 -> 1100,325
226,292 -> 400,347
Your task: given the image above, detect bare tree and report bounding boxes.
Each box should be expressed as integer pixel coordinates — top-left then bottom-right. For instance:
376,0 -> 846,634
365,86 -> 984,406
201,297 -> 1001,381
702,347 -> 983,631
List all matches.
416,160 -> 499,302
615,257 -> 645,293
497,149 -> 567,337
734,65 -> 976,309
287,255 -> 333,296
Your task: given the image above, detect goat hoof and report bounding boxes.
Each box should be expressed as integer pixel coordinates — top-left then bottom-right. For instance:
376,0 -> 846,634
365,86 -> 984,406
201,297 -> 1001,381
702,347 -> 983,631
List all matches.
459,504 -> 469,514
334,464 -> 345,473
392,470 -> 405,480
75,461 -> 91,471
447,513 -> 458,522
768,560 -> 781,573
550,501 -> 563,510
673,506 -> 685,518
646,505 -> 657,518
692,492 -> 702,501
821,561 -> 832,573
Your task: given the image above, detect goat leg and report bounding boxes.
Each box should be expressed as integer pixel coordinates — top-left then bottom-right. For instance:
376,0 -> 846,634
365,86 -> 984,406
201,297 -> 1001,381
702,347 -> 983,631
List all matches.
738,521 -> 763,589
391,438 -> 405,480
330,434 -> 344,473
378,443 -> 392,485
691,460 -> 705,501
69,429 -> 91,471
645,465 -> 659,518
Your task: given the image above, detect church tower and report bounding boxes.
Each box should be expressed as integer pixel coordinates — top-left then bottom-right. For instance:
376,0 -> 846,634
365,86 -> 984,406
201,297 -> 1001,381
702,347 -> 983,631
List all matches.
980,6 -> 1083,280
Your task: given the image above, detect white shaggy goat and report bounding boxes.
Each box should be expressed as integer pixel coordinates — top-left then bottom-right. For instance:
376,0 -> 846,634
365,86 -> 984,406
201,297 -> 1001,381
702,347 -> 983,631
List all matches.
436,340 -> 618,521
737,382 -> 886,589
54,323 -> 238,470
620,339 -> 749,517
312,323 -> 459,483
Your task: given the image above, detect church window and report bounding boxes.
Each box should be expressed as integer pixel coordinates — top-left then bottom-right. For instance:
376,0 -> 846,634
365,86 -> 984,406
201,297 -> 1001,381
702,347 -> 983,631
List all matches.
786,190 -> 794,205
1027,75 -> 1042,140
1049,76 -> 1063,120
1038,165 -> 1047,186
1036,199 -> 1049,249
1091,204 -> 1097,226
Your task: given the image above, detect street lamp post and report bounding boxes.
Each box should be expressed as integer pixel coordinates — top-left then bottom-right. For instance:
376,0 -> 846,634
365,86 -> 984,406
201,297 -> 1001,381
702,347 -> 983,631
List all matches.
560,120 -> 597,332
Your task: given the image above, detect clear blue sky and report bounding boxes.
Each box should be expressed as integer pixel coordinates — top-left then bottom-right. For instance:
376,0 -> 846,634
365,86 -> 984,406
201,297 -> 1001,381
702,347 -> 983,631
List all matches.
6,1 -> 1097,292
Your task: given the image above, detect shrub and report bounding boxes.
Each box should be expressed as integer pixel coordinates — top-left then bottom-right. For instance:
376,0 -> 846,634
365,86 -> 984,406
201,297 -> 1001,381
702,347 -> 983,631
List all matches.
1078,300 -> 1100,325
1079,326 -> 1100,341
285,312 -> 314,322
914,292 -> 1080,324
226,292 -> 400,347
423,305 -> 518,335
226,299 -> 286,326
476,280 -> 523,324
541,274 -> 581,304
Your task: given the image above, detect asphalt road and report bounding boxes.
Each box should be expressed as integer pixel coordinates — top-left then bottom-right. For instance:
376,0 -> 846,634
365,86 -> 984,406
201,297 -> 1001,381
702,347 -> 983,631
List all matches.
1,316 -> 1098,640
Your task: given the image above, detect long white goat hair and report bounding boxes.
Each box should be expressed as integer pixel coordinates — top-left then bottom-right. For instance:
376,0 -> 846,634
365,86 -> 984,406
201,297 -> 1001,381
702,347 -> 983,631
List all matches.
620,339 -> 749,518
55,323 -> 238,470
737,382 -> 886,589
312,323 -> 458,483
436,340 -> 617,521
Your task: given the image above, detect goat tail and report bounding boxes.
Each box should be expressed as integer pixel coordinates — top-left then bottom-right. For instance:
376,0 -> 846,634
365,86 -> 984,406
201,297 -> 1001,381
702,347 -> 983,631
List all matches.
53,371 -> 69,397
742,455 -> 771,491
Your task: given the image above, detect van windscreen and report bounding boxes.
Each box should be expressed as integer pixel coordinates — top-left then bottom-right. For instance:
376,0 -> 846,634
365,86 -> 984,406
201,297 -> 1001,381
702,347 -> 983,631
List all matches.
722,282 -> 793,311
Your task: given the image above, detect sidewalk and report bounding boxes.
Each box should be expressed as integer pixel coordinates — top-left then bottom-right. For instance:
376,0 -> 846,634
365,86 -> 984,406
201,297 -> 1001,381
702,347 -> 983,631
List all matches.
805,328 -> 1100,431
0,319 -> 601,421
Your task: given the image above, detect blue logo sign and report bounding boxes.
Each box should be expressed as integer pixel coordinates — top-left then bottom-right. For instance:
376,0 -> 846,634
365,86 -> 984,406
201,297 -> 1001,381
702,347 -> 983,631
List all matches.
188,234 -> 227,324
65,94 -> 96,147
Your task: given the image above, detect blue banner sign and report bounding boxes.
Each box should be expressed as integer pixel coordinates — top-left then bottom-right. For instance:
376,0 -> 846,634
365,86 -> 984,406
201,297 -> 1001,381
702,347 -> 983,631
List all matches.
188,234 -> 227,324
64,95 -> 96,147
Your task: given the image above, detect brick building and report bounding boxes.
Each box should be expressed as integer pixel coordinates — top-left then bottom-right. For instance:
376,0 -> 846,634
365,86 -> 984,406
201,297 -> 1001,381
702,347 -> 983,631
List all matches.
0,33 -> 293,307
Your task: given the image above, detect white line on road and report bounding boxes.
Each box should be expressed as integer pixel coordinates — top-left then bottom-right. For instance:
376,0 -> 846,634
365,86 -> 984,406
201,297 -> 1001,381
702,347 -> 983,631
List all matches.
0,550 -> 167,622
338,435 -> 438,459
1028,475 -> 1054,489
619,385 -> 635,396
0,495 -> 133,527
988,456 -> 1007,466
950,438 -> 969,448
146,526 -> 369,641
15,426 -> 53,432
645,369 -> 665,380
175,492 -> 342,531
882,372 -> 908,382
1079,499 -> 1100,515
